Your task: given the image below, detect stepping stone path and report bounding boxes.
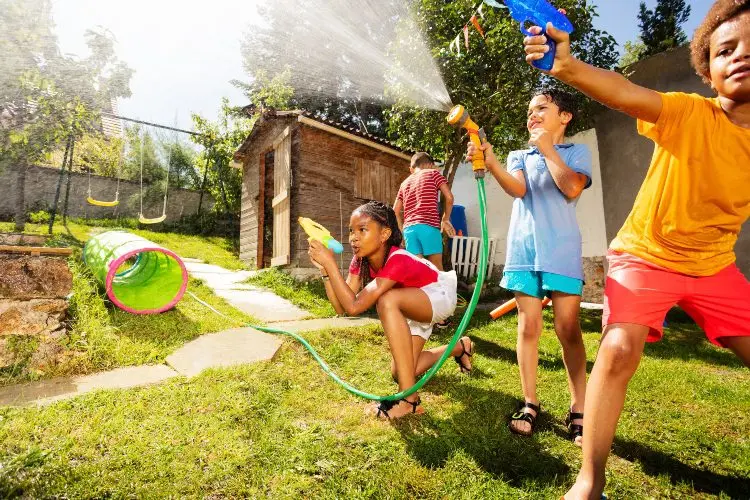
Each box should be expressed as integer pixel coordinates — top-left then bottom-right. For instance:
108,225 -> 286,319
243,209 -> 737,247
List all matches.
183,261 -> 311,322
0,365 -> 178,407
0,259 -> 381,407
166,327 -> 282,378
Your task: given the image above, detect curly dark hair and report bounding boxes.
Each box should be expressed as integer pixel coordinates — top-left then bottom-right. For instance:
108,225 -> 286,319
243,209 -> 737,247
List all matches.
532,88 -> 578,131
691,0 -> 750,84
353,200 -> 403,286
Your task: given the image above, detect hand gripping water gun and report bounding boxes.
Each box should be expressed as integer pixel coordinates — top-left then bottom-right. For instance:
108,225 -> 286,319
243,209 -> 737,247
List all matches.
446,105 -> 486,175
497,0 -> 575,71
299,217 -> 344,254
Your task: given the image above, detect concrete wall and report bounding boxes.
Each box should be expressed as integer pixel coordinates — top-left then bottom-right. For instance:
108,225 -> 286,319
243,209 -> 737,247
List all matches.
594,45 -> 749,277
0,164 -> 212,222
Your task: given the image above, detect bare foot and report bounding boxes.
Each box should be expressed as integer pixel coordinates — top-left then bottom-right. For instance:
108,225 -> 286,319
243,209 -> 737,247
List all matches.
371,397 -> 424,420
509,401 -> 539,436
563,477 -> 606,499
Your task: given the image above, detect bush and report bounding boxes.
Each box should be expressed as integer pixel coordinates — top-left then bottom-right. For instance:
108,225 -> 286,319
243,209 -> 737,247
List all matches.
27,210 -> 50,224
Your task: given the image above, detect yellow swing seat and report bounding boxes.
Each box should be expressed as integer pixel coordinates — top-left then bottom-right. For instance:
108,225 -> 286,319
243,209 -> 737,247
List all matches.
87,197 -> 120,207
138,213 -> 166,224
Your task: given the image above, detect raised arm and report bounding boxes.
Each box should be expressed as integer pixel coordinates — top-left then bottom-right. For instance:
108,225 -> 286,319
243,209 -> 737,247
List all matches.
524,24 -> 663,123
467,142 -> 527,198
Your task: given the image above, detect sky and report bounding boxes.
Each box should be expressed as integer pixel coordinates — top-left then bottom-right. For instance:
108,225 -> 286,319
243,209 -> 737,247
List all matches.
53,0 -> 715,132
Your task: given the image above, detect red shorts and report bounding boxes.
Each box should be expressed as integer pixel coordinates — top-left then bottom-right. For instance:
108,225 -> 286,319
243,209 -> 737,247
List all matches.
603,251 -> 750,347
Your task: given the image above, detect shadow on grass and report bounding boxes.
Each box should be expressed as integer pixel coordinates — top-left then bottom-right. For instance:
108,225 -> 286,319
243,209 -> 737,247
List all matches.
612,437 -> 750,498
641,324 -> 744,368
392,380 -> 570,489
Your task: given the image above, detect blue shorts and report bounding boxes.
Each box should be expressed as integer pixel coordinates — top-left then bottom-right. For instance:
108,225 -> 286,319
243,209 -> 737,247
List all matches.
403,224 -> 442,256
501,271 -> 583,299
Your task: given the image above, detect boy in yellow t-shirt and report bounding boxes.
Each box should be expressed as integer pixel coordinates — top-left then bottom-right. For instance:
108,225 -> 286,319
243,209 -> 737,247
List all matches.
524,1 -> 750,498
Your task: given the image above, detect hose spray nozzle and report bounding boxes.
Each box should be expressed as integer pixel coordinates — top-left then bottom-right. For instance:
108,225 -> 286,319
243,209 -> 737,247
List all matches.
447,105 -> 486,174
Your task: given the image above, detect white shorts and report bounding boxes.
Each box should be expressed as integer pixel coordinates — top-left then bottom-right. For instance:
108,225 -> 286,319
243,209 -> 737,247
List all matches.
408,270 -> 458,340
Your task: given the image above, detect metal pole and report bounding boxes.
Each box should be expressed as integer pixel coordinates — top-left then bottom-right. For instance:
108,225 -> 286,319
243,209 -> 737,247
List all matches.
100,112 -> 203,137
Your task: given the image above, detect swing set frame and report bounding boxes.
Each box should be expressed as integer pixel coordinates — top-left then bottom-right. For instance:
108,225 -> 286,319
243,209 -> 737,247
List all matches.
47,112 -> 218,232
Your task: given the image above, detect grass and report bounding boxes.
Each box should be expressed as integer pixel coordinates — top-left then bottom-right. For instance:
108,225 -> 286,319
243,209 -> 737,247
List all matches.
0,309 -> 747,498
0,219 -> 245,271
0,220 -> 254,386
247,267 -> 338,318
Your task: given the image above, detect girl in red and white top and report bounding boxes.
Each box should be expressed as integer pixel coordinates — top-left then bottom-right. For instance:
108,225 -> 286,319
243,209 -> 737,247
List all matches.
308,200 -> 473,420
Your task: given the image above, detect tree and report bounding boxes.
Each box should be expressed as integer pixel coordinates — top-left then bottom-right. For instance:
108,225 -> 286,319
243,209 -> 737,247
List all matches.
386,0 -> 618,186
239,0 -> 410,137
626,0 -> 691,64
165,140 -> 200,190
191,98 -> 256,214
0,0 -> 132,230
121,125 -> 164,184
619,39 -> 647,68
74,133 -> 125,177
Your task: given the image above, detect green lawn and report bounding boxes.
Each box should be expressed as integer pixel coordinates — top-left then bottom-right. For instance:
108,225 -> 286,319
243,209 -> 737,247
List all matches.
0,220 -> 254,386
0,219 -> 245,271
0,308 -> 747,498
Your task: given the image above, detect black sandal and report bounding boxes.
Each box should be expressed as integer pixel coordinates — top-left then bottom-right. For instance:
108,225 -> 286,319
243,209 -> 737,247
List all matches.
565,408 -> 584,443
454,338 -> 474,374
375,397 -> 422,419
509,401 -> 540,436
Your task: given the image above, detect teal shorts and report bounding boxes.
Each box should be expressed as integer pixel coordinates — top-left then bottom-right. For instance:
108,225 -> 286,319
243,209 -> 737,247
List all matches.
501,271 -> 583,299
403,223 -> 443,256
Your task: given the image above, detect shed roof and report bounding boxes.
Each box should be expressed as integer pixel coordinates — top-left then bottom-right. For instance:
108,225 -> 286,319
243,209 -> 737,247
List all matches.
233,109 -> 413,165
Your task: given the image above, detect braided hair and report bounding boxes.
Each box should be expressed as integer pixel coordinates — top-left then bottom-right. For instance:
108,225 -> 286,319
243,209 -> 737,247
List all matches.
354,200 -> 403,287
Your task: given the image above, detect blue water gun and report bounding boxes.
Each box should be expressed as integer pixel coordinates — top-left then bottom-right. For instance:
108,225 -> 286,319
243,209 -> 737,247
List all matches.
485,0 -> 574,71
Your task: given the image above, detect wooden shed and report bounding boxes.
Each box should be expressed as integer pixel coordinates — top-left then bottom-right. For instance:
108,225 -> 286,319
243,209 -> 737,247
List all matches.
232,110 -> 412,273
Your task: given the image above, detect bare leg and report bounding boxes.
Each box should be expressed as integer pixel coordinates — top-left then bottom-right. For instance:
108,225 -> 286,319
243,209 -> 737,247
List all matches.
510,293 -> 544,435
376,288 -> 432,419
721,336 -> 750,367
564,323 -> 649,499
425,253 -> 444,271
551,292 -> 587,447
391,335 -> 473,379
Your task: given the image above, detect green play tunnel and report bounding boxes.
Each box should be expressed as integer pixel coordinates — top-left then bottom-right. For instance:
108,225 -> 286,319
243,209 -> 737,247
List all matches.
83,230 -> 188,314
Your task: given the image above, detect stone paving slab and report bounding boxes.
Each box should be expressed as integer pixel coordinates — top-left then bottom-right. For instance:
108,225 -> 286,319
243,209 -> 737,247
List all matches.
183,261 -> 256,290
0,365 -> 179,407
211,288 -> 311,322
271,317 -> 380,333
185,261 -> 310,322
166,327 -> 282,378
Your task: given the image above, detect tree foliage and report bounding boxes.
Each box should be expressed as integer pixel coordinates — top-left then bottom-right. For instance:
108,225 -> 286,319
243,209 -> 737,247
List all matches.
0,0 -> 132,229
619,39 -> 648,68
238,0 -> 405,136
386,0 -> 618,184
637,0 -> 691,59
191,98 -> 255,214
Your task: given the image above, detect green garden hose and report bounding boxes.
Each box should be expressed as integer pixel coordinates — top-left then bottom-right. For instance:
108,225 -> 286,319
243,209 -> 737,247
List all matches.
194,175 -> 490,403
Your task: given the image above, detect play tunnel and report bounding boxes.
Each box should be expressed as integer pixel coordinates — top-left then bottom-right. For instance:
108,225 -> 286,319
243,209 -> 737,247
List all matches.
83,230 -> 188,314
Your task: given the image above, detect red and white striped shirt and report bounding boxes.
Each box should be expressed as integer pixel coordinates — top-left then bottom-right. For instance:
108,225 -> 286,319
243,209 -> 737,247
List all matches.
396,169 -> 447,229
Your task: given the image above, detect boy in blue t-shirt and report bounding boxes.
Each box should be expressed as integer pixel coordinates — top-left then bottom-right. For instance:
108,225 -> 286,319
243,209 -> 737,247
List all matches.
467,89 -> 593,445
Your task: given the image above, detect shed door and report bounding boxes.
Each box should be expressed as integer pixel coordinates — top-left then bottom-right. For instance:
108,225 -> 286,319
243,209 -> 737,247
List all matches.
271,126 -> 291,267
